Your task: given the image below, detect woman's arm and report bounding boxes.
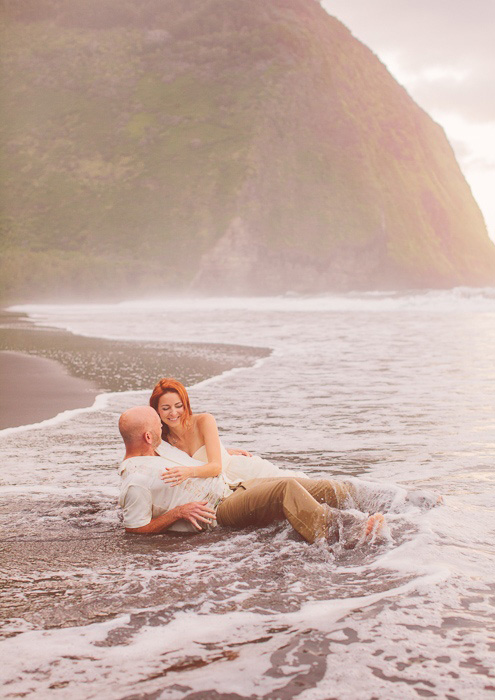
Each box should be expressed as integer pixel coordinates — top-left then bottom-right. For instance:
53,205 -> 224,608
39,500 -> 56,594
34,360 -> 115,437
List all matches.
161,413 -> 223,485
200,413 -> 223,474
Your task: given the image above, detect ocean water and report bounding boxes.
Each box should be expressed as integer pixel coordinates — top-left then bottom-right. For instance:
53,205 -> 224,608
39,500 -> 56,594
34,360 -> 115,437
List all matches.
1,289 -> 495,699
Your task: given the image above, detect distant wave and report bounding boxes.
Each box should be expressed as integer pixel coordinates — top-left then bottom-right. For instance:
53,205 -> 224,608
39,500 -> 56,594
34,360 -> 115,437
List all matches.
10,287 -> 495,317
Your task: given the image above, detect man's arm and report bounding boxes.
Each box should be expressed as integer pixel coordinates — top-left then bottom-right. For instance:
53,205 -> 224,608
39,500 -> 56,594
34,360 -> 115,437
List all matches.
125,500 -> 216,535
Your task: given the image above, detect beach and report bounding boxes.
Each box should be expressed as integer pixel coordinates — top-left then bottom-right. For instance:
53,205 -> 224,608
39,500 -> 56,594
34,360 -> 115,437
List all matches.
0,311 -> 270,429
1,294 -> 495,699
0,351 -> 98,430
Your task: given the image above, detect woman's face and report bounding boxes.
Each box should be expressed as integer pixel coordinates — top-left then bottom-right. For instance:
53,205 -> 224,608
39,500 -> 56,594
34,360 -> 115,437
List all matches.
157,391 -> 185,429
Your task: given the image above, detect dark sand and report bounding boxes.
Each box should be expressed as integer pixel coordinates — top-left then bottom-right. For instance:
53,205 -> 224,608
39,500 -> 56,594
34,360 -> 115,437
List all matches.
0,312 -> 271,637
0,310 -> 270,430
0,351 -> 98,429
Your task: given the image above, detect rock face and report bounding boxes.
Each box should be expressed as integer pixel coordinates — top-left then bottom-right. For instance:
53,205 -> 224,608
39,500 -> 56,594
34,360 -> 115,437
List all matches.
191,217 -> 390,293
1,0 -> 494,301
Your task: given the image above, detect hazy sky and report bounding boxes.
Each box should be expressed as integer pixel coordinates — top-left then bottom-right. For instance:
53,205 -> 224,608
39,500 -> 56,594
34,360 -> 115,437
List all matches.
322,0 -> 495,242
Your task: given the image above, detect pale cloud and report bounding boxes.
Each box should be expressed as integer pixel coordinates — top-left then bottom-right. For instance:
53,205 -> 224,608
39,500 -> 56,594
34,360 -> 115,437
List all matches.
413,76 -> 495,124
323,0 -> 494,68
430,112 -> 495,237
321,0 -> 495,240
380,53 -> 495,124
322,0 -> 495,123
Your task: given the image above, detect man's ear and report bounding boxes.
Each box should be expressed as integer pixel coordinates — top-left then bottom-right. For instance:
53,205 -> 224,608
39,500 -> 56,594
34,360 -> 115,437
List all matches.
144,430 -> 153,444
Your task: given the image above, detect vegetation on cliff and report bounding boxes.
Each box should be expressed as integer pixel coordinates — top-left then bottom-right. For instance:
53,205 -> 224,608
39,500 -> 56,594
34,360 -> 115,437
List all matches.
1,0 -> 494,300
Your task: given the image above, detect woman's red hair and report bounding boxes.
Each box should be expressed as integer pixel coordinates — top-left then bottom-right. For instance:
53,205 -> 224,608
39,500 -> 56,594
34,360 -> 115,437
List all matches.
149,378 -> 192,440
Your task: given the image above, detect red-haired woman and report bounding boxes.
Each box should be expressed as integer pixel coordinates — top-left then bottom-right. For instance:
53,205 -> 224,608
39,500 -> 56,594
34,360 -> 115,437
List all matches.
149,377 -> 308,487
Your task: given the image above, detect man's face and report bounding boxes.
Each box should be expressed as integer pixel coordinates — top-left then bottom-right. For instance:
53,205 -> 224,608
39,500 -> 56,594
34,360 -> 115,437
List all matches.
150,413 -> 163,449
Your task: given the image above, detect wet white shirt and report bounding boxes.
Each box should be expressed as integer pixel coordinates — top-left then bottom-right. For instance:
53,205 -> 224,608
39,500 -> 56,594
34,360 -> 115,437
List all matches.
118,442 -> 231,532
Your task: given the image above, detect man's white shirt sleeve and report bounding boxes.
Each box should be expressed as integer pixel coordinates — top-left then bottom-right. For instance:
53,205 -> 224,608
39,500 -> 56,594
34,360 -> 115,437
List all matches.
122,484 -> 152,528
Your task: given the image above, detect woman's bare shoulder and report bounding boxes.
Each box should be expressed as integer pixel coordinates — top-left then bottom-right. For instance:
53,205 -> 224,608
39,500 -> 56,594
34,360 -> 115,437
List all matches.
195,412 -> 216,425
193,413 -> 218,435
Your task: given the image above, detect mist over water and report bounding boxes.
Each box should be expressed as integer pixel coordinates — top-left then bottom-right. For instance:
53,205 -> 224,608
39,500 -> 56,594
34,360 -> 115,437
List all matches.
2,289 -> 495,698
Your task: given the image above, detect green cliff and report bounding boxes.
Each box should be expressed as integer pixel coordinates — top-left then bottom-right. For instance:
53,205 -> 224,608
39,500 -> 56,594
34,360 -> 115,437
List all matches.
1,0 -> 495,300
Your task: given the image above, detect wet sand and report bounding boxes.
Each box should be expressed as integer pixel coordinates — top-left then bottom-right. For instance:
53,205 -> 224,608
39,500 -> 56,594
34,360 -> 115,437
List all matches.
0,351 -> 98,429
0,310 -> 270,430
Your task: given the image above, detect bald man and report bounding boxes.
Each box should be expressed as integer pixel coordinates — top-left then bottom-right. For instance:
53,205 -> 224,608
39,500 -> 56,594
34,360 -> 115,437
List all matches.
118,406 -> 384,542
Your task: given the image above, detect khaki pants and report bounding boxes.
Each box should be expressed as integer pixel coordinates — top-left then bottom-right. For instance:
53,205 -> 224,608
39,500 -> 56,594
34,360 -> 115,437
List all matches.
216,477 -> 359,543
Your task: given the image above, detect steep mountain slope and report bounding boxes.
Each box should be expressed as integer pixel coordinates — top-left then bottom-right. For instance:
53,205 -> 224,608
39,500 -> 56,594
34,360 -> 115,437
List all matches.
1,0 -> 494,300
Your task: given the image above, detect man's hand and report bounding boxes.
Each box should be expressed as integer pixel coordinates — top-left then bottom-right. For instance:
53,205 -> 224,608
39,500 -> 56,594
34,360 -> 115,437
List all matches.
178,501 -> 217,530
161,465 -> 193,486
125,500 -> 216,535
227,448 -> 253,457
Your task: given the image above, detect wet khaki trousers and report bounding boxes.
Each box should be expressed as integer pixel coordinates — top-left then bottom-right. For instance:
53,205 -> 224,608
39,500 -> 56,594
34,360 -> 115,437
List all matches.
216,477 -> 358,543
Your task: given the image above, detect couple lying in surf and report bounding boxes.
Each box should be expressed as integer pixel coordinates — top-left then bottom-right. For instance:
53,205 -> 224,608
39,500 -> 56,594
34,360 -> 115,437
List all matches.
149,377 -> 309,488
118,378 -> 438,541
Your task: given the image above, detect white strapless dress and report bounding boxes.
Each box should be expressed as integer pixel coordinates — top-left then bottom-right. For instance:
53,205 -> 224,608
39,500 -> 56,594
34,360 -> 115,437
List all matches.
192,442 -> 308,486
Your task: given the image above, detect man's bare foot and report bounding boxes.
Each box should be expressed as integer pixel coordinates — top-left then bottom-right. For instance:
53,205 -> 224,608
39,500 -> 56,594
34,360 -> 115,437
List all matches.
365,513 -> 385,537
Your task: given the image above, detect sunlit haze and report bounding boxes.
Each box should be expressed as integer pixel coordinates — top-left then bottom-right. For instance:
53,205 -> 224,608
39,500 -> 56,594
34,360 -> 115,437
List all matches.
323,0 -> 495,241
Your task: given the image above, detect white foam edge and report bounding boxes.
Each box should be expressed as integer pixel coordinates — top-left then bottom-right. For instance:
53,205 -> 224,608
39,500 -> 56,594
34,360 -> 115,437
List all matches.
0,350 -> 272,437
0,567 -> 449,696
0,484 -> 117,496
191,352 -> 272,391
0,391 -> 117,436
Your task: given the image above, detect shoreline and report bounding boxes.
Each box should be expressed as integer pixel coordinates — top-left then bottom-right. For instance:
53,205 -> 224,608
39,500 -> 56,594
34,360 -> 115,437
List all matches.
0,310 -> 270,430
0,351 -> 99,430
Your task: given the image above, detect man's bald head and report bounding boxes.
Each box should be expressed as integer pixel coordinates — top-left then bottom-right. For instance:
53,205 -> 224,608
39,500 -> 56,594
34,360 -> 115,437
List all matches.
119,405 -> 162,450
